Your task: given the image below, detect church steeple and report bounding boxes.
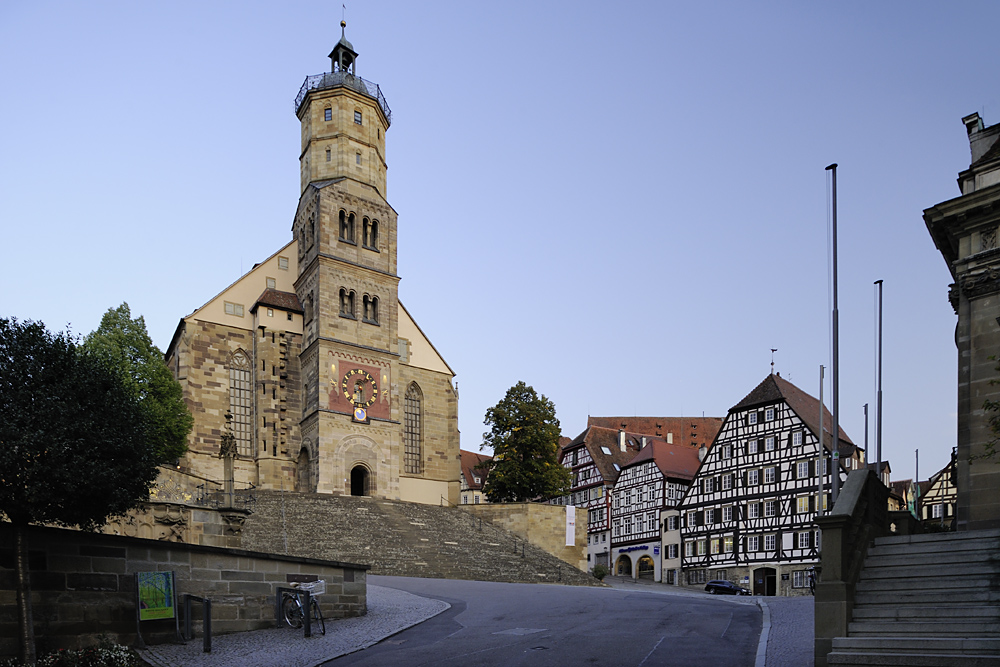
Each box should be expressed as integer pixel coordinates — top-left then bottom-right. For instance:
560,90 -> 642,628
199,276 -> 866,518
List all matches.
329,21 -> 358,74
294,23 -> 391,195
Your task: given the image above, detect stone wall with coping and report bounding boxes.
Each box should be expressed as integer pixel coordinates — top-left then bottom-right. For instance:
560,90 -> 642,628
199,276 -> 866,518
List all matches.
463,503 -> 587,571
0,523 -> 367,658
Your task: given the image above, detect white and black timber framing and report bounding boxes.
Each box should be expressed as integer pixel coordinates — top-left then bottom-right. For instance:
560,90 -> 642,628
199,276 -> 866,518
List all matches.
677,373 -> 863,595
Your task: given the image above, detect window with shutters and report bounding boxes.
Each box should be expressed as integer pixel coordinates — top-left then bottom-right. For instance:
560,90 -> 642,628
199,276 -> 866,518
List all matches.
667,515 -> 678,531
793,431 -> 803,446
765,500 -> 777,517
705,509 -> 714,525
748,469 -> 759,485
229,350 -> 253,457
710,538 -> 720,554
764,467 -> 776,484
704,477 -> 714,493
765,436 -> 775,451
747,535 -> 759,552
797,531 -> 811,548
748,503 -> 760,519
404,383 -> 422,473
748,439 -> 758,454
685,541 -> 694,557
722,474 -> 732,490
764,534 -> 776,551
724,535 -> 734,552
697,540 -> 707,556
796,496 -> 810,514
668,544 -> 679,559
722,505 -> 733,522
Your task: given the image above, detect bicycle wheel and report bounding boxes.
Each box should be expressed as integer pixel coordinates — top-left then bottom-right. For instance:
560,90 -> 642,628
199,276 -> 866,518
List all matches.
310,599 -> 325,636
282,594 -> 304,629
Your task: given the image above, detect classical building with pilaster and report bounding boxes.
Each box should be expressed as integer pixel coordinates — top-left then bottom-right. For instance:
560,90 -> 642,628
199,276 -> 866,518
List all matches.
164,24 -> 461,505
924,111 -> 1000,530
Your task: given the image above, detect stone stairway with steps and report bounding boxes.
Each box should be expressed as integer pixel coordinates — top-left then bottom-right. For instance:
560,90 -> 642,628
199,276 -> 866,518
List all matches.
827,528 -> 1000,666
239,491 -> 600,586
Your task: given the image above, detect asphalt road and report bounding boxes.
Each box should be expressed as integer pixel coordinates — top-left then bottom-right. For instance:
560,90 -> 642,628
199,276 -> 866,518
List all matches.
325,576 -> 762,667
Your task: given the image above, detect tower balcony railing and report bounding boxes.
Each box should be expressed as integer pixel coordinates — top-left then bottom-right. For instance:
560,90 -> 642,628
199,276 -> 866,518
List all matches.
295,71 -> 392,126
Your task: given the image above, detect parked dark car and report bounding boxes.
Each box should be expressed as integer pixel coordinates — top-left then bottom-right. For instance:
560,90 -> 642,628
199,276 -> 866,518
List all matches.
705,580 -> 751,595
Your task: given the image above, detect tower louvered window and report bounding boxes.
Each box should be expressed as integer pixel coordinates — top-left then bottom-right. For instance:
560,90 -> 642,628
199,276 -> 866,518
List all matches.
229,350 -> 253,457
404,383 -> 422,474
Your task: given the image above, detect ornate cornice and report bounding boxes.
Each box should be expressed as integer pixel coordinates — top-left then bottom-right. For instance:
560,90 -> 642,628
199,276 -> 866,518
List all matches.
954,267 -> 1000,305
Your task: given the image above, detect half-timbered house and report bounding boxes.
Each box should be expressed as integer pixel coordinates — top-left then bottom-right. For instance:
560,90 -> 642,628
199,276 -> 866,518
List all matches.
459,449 -> 491,505
678,373 -> 863,596
919,452 -> 957,529
610,439 -> 701,583
548,426 -> 640,570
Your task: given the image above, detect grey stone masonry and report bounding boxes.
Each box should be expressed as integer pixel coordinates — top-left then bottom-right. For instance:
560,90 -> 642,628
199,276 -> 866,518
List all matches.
0,523 -> 367,658
826,528 -> 1000,666
240,491 -> 601,586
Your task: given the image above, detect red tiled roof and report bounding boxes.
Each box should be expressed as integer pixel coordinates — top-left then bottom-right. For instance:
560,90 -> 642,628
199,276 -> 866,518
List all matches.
251,288 -> 303,314
561,426 -> 657,485
459,449 -> 491,491
586,416 -> 722,449
623,439 -> 702,482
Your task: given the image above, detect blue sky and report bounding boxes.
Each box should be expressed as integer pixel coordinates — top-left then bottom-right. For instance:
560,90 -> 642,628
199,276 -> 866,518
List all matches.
3,1 -> 998,482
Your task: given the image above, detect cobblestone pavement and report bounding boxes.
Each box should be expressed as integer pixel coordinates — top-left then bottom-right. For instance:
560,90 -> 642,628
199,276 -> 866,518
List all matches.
139,585 -> 449,667
760,596 -> 814,667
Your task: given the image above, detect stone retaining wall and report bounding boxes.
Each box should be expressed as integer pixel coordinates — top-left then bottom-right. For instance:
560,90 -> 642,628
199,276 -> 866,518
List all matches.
462,503 -> 587,571
0,523 -> 367,657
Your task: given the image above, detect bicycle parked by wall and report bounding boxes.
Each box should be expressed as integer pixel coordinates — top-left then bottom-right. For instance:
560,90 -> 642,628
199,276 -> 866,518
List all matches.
281,580 -> 326,635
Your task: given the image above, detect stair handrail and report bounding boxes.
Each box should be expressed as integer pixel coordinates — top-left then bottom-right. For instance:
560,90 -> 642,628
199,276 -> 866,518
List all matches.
440,496 -> 527,557
813,469 -> 890,667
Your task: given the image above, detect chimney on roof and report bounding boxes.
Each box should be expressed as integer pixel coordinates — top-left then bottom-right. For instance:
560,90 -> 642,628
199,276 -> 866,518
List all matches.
698,444 -> 708,462
640,436 -> 647,449
618,429 -> 626,452
667,432 -> 673,444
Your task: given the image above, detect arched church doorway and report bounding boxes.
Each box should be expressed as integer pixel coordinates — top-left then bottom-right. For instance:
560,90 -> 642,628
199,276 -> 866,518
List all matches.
350,465 -> 370,496
295,448 -> 311,493
753,567 -> 777,596
637,555 -> 655,579
615,554 -> 632,577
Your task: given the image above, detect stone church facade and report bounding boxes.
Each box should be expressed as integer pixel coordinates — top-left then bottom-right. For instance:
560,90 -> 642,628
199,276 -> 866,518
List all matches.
165,25 -> 461,505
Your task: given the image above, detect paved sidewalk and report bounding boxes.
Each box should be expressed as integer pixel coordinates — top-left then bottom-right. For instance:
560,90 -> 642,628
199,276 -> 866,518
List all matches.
140,585 -> 449,667
760,596 -> 814,667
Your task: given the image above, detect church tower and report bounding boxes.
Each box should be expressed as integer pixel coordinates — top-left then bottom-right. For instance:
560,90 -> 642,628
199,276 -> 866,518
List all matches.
292,22 -> 401,497
164,23 -> 459,506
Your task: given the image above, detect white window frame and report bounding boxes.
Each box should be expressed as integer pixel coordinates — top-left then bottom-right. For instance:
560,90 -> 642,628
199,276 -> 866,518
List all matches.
722,505 -> 733,522
765,436 -> 775,451
748,439 -> 758,454
748,503 -> 760,519
764,500 -> 777,517
764,534 -> 776,551
793,431 -> 803,446
748,412 -> 758,425
797,496 -> 810,514
747,535 -> 759,552
748,469 -> 759,486
722,474 -> 732,490
765,408 -> 775,421
764,467 -> 775,484
797,461 -> 810,479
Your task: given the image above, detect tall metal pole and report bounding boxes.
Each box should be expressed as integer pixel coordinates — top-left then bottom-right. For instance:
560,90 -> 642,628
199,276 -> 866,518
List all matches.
875,279 -> 884,485
818,365 -> 825,513
863,403 -> 869,478
827,163 -> 840,503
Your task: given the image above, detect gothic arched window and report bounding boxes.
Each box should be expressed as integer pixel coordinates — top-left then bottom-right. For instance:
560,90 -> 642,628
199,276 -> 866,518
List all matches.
229,350 -> 253,457
404,383 -> 422,474
339,288 -> 356,318
339,210 -> 348,241
370,220 -> 379,249
346,213 -> 356,243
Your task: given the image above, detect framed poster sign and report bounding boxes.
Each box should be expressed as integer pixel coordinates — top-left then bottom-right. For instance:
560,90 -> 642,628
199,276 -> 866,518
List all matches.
137,571 -> 176,621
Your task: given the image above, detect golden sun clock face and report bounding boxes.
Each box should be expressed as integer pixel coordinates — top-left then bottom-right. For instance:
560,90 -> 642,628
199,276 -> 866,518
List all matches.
342,369 -> 378,408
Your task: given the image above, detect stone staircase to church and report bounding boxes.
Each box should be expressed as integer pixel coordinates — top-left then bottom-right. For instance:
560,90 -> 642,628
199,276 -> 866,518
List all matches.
826,528 -> 1000,666
239,491 -> 600,586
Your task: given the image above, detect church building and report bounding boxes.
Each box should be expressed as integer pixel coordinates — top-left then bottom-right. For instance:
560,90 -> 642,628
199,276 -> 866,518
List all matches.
165,24 -> 461,505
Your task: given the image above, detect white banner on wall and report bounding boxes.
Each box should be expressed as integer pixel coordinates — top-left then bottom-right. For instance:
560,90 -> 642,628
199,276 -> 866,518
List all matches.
566,505 -> 576,546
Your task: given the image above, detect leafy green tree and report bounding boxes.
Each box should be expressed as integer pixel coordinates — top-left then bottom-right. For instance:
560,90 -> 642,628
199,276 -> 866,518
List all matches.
83,303 -> 192,463
478,381 -> 571,502
0,318 -> 159,664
